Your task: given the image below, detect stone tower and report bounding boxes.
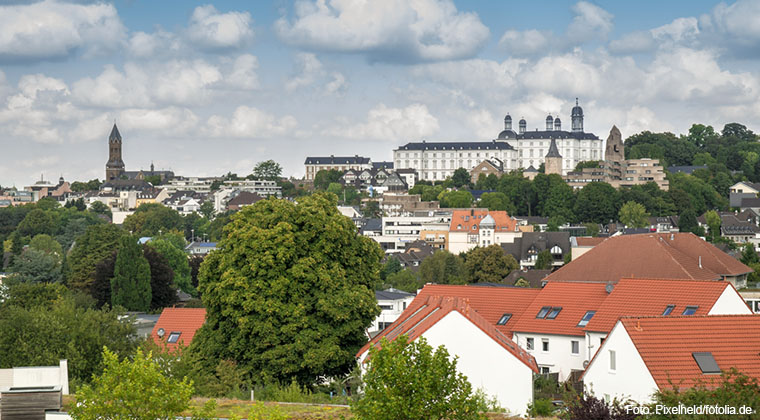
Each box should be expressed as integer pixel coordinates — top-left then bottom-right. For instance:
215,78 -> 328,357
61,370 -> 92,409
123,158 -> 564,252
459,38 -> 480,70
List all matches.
604,125 -> 624,164
106,124 -> 125,180
545,137 -> 563,175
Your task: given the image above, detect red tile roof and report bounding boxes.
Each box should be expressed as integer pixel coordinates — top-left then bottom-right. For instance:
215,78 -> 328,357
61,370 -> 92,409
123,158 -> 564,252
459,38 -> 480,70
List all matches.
150,308 -> 206,350
545,233 -> 750,283
511,282 -> 610,337
414,284 -> 541,337
357,295 -> 538,373
573,237 -> 606,246
584,278 -> 738,333
619,315 -> 760,389
449,209 -> 518,233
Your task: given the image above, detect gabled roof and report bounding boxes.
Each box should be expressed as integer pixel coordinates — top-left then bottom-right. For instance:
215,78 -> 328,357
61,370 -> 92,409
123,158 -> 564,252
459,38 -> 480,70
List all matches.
227,191 -> 264,207
449,209 -> 518,233
511,282 -> 610,337
618,315 -> 760,389
150,308 -> 206,350
584,278 -> 736,333
413,284 -> 541,338
357,295 -> 538,373
545,233 -> 750,283
501,231 -> 570,261
376,288 -> 415,301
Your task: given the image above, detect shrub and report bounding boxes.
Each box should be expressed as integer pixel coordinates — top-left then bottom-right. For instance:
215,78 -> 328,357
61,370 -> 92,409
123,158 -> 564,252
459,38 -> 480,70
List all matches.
528,398 -> 554,417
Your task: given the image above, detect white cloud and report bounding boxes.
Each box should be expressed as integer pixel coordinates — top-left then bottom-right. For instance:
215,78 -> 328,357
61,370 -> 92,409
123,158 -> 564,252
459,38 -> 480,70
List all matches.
325,103 -> 439,141
285,53 -> 324,92
0,0 -> 126,62
71,64 -> 152,108
205,106 -> 298,138
222,54 -> 260,90
566,1 -> 614,44
187,5 -> 253,50
119,107 -> 199,134
275,0 -> 489,62
498,30 -> 552,56
127,30 -> 181,58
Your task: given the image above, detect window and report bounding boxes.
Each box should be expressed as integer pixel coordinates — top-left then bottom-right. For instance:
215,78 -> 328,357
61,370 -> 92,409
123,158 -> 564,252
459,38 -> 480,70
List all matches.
546,307 -> 562,319
379,305 -> 393,310
542,339 -> 550,352
662,305 -> 675,316
571,340 -> 580,354
540,366 -> 550,375
577,311 -> 596,327
526,337 -> 534,350
497,314 -> 512,325
693,352 -> 720,374
682,306 -> 698,316
167,332 -> 181,344
536,306 -> 551,318
609,350 -> 616,371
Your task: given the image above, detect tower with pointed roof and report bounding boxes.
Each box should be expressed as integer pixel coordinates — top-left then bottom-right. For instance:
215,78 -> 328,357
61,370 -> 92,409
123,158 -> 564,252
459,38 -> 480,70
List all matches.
545,137 -> 563,175
106,124 -> 125,180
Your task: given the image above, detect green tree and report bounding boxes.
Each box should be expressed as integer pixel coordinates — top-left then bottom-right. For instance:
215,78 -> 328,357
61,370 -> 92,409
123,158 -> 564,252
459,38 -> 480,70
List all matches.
143,245 -> 178,310
353,335 -> 487,420
67,224 -> 126,291
574,182 -> 620,224
29,233 -> 63,259
384,269 -> 421,293
478,192 -> 514,213
123,203 -> 184,237
419,250 -> 466,285
573,161 -> 601,172
546,215 -> 565,232
199,201 -> 215,220
438,190 -> 473,208
88,201 -> 112,220
543,182 -> 575,221
463,245 -> 518,283
584,223 -> 600,237
70,348 -> 193,420
313,169 -> 343,190
534,250 -> 553,270
379,257 -> 402,282
618,201 -> 650,228
10,248 -> 61,283
705,210 -> 721,239
361,200 -> 382,218
190,193 -> 382,385
451,168 -> 471,188
17,208 -> 55,237
149,239 -> 193,295
70,179 -> 102,192
111,236 -> 152,311
0,296 -> 136,383
678,208 -> 700,234
252,160 -> 283,181
327,182 -> 343,197
144,175 -> 162,186
741,243 -> 759,265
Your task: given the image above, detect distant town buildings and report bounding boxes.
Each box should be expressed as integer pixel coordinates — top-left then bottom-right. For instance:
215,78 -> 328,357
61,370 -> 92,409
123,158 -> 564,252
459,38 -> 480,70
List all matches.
303,155 -> 373,180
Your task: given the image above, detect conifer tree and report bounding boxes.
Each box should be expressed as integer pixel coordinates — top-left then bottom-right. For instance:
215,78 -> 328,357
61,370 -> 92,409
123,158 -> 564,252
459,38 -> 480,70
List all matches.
111,235 -> 151,311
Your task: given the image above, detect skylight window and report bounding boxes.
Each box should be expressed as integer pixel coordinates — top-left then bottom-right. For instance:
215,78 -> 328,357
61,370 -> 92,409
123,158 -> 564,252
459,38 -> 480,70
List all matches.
167,332 -> 181,343
662,305 -> 675,316
682,306 -> 698,316
536,306 -> 551,319
546,307 -> 562,320
577,311 -> 596,327
497,314 -> 512,325
693,352 -> 720,374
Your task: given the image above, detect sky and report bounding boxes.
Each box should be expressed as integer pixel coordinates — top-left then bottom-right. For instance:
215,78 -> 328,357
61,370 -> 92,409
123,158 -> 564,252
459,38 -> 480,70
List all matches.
1,0 -> 760,187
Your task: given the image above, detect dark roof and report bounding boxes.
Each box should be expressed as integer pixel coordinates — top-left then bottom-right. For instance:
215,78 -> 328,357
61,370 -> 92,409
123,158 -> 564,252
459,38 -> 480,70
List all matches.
376,288 -> 415,300
667,165 -> 708,174
514,216 -> 550,225
227,191 -> 264,207
109,124 -> 121,142
469,189 -> 496,200
304,156 -> 370,165
498,129 -> 517,140
372,161 -> 394,170
504,269 -> 552,288
524,165 -> 538,172
515,130 -> 598,140
100,179 -> 152,191
501,231 -> 570,261
545,138 -> 562,158
397,141 -> 514,151
740,197 -> 760,208
360,218 -> 382,234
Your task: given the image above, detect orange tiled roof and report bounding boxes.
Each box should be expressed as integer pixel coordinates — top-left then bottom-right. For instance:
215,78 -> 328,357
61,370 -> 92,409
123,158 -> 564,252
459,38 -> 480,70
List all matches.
150,308 -> 206,350
545,233 -> 750,283
573,237 -> 606,246
619,315 -> 760,389
357,295 -> 538,373
511,282 -> 610,337
449,209 -> 518,233
414,284 -> 541,338
584,278 -> 737,333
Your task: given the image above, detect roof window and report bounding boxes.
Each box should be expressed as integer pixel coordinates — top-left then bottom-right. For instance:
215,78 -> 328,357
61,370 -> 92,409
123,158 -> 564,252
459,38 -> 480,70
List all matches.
693,352 -> 720,374
682,306 -> 698,316
546,307 -> 562,319
167,332 -> 181,343
497,314 -> 512,325
662,305 -> 675,316
577,311 -> 595,327
536,306 -> 551,319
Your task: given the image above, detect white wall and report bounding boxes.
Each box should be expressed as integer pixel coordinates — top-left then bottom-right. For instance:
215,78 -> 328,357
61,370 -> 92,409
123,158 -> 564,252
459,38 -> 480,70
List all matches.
583,322 -> 658,403
514,332 -> 585,382
708,286 -> 754,315
370,296 -> 416,332
1,360 -> 69,395
423,311 -> 534,417
585,332 -> 607,363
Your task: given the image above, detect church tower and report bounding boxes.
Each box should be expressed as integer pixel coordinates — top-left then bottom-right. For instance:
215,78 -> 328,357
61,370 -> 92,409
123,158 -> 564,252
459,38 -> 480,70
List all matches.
545,137 -> 563,175
106,124 -> 125,180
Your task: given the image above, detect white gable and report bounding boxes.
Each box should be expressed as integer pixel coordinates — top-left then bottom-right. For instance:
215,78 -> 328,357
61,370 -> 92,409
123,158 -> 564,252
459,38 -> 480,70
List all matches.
708,285 -> 754,315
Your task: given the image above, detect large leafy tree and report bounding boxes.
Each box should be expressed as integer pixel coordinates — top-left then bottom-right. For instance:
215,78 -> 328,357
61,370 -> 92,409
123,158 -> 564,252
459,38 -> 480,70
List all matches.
190,193 -> 382,385
353,335 -> 487,420
123,203 -> 184,237
419,250 -> 466,285
10,248 -> 61,284
17,208 -> 55,237
463,245 -> 518,283
478,192 -> 515,213
574,182 -> 620,224
67,224 -> 126,291
251,159 -> 283,181
451,168 -> 471,188
149,239 -> 193,295
618,201 -> 650,228
111,236 -> 152,311
70,348 -> 193,420
143,245 -> 177,310
313,169 -> 343,190
438,190 -> 473,208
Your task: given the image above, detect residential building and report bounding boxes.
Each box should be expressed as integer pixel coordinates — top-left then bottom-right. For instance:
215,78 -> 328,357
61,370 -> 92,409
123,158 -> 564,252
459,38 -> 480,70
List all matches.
447,209 -> 520,254
380,193 -> 439,217
226,191 -> 264,211
394,168 -> 418,189
729,181 -> 760,208
374,211 -> 452,253
369,288 -> 416,334
501,231 -> 570,270
544,232 -> 752,288
150,308 -> 206,350
469,159 -> 504,184
393,99 -> 604,180
359,218 -> 382,237
583,315 -> 760,404
135,188 -> 169,207
647,216 -> 679,233
357,295 -> 539,416
304,155 -> 372,180
740,290 -> 760,313
394,240 -> 436,269
341,168 -> 408,194
185,241 -> 217,255
569,236 -> 606,260
164,177 -> 221,194
0,360 -> 69,395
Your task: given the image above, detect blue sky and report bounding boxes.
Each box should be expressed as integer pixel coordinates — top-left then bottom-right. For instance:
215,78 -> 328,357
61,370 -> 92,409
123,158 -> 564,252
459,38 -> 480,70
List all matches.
1,0 -> 759,186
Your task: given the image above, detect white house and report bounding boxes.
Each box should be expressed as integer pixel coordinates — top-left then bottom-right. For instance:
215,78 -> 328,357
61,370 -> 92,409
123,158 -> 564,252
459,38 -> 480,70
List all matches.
447,209 -> 521,254
0,360 -> 69,395
582,315 -> 760,404
369,288 -> 416,335
357,295 -> 538,417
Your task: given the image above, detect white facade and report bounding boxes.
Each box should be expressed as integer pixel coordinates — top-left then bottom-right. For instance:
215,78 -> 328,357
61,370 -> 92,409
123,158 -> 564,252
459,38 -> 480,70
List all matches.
0,360 -> 69,395
447,229 -> 520,254
374,214 -> 451,253
709,286 -> 754,315
415,311 -> 534,416
582,321 -> 659,403
370,295 -> 416,333
513,332 -> 585,382
393,143 -> 516,182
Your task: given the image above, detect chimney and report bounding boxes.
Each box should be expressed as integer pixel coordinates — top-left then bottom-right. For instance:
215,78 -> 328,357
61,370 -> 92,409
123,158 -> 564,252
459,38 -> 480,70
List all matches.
670,233 -> 674,240
699,256 -> 702,269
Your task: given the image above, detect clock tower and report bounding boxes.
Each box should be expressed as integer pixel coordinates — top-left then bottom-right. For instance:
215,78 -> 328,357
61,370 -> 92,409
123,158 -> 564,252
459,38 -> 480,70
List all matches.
106,124 -> 125,180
